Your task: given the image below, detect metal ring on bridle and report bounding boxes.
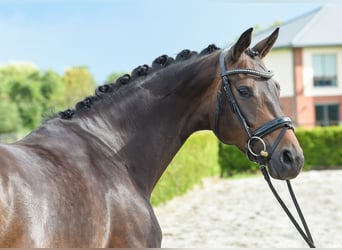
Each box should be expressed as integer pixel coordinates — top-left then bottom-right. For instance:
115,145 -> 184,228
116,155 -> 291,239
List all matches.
247,136 -> 267,157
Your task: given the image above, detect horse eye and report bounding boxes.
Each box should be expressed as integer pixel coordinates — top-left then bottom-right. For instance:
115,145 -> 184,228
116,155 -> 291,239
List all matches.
238,87 -> 251,98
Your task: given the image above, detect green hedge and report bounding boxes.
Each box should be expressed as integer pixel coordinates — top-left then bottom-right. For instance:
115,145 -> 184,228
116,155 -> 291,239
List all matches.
151,127 -> 342,206
296,126 -> 342,170
151,131 -> 220,206
218,143 -> 259,177
219,126 -> 342,176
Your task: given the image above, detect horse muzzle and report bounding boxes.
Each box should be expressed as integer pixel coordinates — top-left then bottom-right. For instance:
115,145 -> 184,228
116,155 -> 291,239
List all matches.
267,147 -> 304,180
246,117 -> 304,180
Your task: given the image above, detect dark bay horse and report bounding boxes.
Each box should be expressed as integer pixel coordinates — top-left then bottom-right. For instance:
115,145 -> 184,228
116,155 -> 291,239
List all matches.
0,28 -> 304,247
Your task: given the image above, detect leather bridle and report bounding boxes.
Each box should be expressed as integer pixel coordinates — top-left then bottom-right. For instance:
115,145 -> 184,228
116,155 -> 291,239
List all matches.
214,48 -> 315,248
214,48 -> 294,165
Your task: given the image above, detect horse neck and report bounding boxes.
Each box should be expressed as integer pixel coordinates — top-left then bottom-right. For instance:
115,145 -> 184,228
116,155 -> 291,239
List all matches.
76,53 -> 220,197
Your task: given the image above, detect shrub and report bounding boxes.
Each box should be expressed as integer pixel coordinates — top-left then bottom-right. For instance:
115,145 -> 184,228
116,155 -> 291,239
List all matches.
218,143 -> 259,177
296,126 -> 342,170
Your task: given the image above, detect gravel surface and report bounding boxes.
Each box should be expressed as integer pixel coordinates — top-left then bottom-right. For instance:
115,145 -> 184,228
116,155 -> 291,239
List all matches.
154,170 -> 342,248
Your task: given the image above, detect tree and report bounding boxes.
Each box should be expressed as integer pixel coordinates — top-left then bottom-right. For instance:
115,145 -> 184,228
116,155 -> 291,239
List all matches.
0,64 -> 44,130
0,94 -> 22,133
8,77 -> 43,130
40,70 -> 67,116
63,66 -> 96,107
0,63 -> 38,95
0,64 -> 98,132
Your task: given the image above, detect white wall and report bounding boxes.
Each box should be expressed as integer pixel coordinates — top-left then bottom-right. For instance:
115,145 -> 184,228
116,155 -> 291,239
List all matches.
263,48 -> 294,97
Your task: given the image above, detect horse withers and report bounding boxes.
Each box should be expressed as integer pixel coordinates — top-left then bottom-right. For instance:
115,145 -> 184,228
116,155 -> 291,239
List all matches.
0,27 -> 303,247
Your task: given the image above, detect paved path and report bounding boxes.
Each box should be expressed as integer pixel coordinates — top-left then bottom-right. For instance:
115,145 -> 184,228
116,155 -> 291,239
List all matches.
154,170 -> 342,248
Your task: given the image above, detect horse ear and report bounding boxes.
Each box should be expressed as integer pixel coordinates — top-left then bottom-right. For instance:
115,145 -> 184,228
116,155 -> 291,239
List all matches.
230,27 -> 253,62
252,27 -> 279,58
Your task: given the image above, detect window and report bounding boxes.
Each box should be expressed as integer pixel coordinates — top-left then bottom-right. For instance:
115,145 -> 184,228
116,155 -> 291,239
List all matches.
315,104 -> 339,126
312,54 -> 337,87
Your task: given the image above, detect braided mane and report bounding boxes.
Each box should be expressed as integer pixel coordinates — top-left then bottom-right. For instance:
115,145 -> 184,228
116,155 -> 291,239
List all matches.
59,44 -> 220,120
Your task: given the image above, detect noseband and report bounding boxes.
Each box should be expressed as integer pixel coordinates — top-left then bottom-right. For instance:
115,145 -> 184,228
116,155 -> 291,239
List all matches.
215,48 -> 315,248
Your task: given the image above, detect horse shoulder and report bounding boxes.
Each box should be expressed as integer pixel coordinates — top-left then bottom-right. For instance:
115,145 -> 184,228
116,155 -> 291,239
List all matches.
0,143 -> 161,247
0,144 -> 108,247
102,177 -> 162,247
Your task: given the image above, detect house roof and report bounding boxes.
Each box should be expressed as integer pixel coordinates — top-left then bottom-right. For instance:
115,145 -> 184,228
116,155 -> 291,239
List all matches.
252,4 -> 342,48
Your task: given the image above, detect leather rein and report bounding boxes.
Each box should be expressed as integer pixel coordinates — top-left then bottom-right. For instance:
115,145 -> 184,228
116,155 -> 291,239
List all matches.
214,48 -> 315,248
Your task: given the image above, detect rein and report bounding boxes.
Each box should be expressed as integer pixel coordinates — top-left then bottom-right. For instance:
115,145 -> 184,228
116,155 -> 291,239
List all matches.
215,49 -> 315,248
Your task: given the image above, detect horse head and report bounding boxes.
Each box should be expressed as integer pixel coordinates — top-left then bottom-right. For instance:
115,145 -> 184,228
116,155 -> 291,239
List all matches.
214,27 -> 304,180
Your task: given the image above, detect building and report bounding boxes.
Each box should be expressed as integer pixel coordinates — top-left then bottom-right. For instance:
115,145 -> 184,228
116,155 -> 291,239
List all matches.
253,4 -> 342,127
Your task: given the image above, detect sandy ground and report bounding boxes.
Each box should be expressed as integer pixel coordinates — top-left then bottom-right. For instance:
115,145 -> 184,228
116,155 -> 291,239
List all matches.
154,170 -> 342,248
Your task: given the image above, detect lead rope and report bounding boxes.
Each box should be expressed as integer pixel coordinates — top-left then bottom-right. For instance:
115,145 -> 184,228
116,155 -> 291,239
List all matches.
250,126 -> 315,248
255,129 -> 315,248
260,165 -> 315,248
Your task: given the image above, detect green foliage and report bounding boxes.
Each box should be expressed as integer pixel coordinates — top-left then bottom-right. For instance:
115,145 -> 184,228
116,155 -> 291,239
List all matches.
0,94 -> 22,133
1,65 -> 43,129
218,143 -> 259,177
40,70 -> 67,115
8,79 -> 44,129
63,66 -> 96,107
296,126 -> 342,169
151,131 -> 220,206
0,64 -> 99,132
0,63 -> 38,90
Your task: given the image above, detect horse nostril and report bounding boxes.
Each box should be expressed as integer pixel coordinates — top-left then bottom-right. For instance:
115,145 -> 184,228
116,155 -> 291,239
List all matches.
281,150 -> 294,166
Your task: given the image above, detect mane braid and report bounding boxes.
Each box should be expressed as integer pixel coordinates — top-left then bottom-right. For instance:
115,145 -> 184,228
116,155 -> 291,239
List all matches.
57,43 -> 220,120
175,49 -> 198,61
152,55 -> 175,71
131,64 -> 151,81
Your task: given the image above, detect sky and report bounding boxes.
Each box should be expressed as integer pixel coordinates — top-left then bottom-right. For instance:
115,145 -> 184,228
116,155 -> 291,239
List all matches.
0,0 -> 336,83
